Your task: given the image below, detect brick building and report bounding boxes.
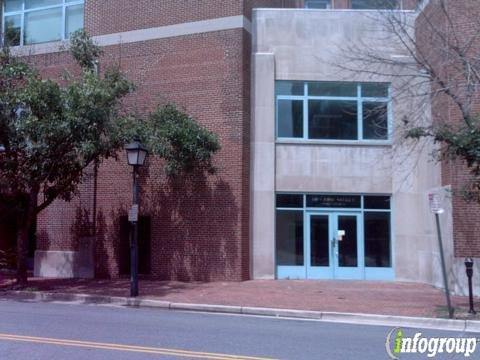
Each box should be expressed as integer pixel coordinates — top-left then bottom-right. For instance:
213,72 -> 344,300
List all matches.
414,0 -> 480,293
1,0 -> 479,293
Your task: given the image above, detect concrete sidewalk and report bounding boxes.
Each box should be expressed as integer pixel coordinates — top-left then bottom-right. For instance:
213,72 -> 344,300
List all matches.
1,276 -> 479,319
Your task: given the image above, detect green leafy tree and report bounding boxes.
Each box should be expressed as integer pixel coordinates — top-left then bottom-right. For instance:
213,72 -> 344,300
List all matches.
0,30 -> 220,284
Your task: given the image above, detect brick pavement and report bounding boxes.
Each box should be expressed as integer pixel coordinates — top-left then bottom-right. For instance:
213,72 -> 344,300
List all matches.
1,275 -> 478,319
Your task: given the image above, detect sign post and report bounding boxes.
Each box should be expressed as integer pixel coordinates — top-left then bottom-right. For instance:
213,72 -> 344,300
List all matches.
429,193 -> 454,319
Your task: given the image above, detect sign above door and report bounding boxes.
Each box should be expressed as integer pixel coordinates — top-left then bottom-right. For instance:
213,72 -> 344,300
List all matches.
307,195 -> 361,208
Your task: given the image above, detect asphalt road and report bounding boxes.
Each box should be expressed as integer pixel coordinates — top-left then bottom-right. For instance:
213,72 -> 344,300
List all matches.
0,299 -> 477,360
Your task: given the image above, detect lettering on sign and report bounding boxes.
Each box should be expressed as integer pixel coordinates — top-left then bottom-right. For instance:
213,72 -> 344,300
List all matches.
428,193 -> 444,214
307,195 -> 361,208
128,205 -> 139,222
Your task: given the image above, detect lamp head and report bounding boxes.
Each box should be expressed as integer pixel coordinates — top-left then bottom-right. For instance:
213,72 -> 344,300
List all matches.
125,140 -> 148,167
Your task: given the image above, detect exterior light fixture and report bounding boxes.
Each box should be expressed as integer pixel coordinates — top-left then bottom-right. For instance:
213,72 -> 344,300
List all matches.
125,139 -> 149,297
125,140 -> 148,167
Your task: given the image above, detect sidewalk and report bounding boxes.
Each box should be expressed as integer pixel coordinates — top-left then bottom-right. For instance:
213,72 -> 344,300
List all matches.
1,275 -> 479,319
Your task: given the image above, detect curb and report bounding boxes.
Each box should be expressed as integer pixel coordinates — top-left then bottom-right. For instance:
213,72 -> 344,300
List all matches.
3,290 -> 480,333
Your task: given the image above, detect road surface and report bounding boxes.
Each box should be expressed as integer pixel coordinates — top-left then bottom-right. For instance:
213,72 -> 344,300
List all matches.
0,298 -> 476,359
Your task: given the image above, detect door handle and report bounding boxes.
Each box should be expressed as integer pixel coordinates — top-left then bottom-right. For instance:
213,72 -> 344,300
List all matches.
332,238 -> 338,257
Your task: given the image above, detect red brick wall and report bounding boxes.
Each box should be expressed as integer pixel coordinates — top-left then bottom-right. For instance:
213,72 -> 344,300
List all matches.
246,0 -> 419,10
36,26 -> 253,281
416,0 -> 480,257
23,0 -> 262,281
85,0 -> 242,36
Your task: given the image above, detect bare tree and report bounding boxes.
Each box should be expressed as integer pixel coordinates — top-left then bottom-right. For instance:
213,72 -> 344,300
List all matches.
338,0 -> 480,199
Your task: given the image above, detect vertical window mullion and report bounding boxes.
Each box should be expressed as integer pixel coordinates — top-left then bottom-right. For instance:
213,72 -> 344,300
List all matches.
2,2 -> 5,47
275,98 -> 279,139
21,1 -> 25,46
65,4 -> 67,39
304,83 -> 309,140
62,3 -> 66,40
357,84 -> 363,141
388,85 -> 392,140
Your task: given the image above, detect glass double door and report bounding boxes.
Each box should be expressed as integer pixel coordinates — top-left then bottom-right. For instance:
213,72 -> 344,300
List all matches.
307,212 -> 363,279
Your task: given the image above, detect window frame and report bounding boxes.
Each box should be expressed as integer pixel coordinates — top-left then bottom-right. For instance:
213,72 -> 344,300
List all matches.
304,0 -> 332,9
2,0 -> 85,47
275,81 -> 392,143
350,0 -> 400,10
275,193 -> 394,270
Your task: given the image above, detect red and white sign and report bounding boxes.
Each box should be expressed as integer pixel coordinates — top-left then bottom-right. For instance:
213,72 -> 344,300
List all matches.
128,204 -> 139,222
428,193 -> 444,214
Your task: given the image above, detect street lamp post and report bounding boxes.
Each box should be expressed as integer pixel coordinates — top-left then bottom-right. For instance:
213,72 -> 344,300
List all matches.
125,140 -> 148,297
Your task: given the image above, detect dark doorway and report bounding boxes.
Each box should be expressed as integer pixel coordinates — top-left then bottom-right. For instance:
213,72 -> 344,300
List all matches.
119,216 -> 151,276
27,222 -> 36,270
0,219 -> 17,270
0,218 -> 36,270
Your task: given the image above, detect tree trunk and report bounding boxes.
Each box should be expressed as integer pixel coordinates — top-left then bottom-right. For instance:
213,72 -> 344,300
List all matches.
16,223 -> 29,285
16,190 -> 38,286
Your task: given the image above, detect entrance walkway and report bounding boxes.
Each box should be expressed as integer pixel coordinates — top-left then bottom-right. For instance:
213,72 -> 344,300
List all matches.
1,276 -> 478,319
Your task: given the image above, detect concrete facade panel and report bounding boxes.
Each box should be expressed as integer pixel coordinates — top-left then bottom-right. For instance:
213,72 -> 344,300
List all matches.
251,52 -> 276,279
251,8 -> 441,284
276,145 -> 392,193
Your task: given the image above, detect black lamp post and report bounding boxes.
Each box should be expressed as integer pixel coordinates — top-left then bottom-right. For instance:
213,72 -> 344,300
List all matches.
465,258 -> 476,314
125,140 -> 148,297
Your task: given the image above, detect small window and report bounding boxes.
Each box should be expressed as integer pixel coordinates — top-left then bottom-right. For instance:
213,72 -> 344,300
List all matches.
309,82 -> 357,97
364,196 -> 391,209
305,0 -> 332,9
277,100 -> 304,138
362,102 -> 388,140
5,0 -> 23,12
309,100 -> 358,140
4,15 -> 21,46
276,194 -> 303,208
276,81 -> 304,96
3,0 -> 84,46
364,212 -> 391,267
276,211 -> 304,266
351,0 -> 399,9
24,8 -> 63,44
362,83 -> 389,98
25,0 -> 62,9
66,4 -> 84,38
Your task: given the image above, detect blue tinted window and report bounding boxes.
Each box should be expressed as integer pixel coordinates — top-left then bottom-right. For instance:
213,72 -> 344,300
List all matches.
305,0 -> 332,9
3,0 -> 85,46
277,194 -> 303,208
351,0 -> 398,9
276,81 -> 391,141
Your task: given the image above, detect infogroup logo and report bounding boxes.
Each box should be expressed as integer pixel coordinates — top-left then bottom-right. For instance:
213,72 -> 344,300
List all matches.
385,328 -> 478,359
